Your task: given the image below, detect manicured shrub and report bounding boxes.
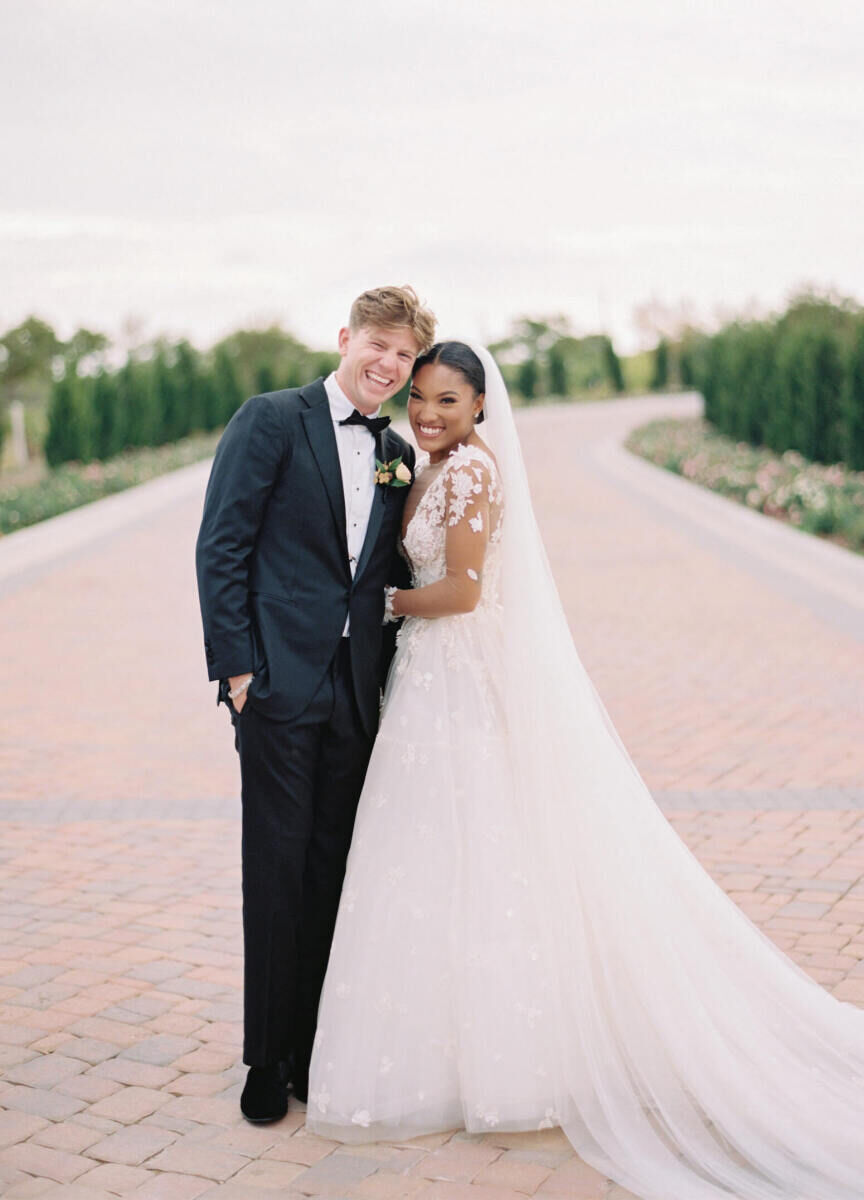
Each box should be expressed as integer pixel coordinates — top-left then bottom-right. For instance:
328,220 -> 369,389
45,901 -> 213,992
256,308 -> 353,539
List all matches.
698,296 -> 862,467
152,350 -> 183,445
842,323 -> 864,470
650,339 -> 669,390
174,341 -> 204,438
517,357 -> 538,401
255,362 -> 276,395
44,373 -> 93,466
90,369 -> 124,459
213,346 -> 244,425
121,359 -> 159,449
602,337 -> 624,392
547,344 -> 568,396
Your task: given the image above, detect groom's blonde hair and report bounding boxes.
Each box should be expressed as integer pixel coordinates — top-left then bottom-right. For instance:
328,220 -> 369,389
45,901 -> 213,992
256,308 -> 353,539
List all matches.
349,285 -> 437,355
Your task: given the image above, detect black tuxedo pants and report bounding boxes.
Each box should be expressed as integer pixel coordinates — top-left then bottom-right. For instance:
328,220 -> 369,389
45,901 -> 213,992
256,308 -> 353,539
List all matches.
228,639 -> 375,1072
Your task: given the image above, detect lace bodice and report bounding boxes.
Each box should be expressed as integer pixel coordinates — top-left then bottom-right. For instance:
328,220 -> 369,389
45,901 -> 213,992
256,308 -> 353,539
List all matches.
401,443 -> 504,609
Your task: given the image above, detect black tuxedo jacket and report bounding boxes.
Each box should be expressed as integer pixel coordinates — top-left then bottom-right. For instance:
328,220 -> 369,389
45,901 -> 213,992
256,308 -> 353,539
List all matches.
195,377 -> 414,736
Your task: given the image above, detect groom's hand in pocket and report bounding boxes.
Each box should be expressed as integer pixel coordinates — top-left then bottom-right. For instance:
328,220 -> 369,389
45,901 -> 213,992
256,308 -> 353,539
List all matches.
228,673 -> 253,714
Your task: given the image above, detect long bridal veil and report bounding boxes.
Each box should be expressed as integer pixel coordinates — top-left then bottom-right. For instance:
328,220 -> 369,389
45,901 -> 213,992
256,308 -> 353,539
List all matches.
473,343 -> 864,1200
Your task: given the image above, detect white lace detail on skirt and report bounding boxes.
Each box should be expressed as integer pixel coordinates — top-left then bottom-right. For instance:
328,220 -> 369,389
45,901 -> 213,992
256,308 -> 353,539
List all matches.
309,441 -> 537,1140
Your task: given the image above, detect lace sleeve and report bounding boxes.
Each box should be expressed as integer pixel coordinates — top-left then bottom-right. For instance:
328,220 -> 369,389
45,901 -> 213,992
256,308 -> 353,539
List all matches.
442,454 -> 494,603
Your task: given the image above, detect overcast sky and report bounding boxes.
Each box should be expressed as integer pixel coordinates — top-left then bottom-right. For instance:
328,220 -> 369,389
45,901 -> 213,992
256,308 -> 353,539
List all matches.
2,0 -> 863,353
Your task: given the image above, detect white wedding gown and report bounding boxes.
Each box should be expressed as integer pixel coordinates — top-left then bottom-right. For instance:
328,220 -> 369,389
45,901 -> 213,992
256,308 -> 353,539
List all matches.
307,354 -> 864,1200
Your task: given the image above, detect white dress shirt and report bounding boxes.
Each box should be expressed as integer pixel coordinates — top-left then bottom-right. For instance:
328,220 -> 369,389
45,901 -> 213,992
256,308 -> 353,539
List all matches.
324,372 -> 381,635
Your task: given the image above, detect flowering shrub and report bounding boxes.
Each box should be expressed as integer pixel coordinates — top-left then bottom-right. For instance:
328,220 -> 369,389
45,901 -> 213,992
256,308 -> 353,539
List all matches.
0,431 -> 221,536
626,417 -> 864,554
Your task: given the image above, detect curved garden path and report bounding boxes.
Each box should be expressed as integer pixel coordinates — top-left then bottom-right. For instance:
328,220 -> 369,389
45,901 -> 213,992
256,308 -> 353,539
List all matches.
1,393 -> 862,1198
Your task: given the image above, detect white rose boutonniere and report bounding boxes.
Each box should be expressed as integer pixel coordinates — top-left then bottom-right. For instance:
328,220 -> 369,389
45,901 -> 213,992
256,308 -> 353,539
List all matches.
374,456 -> 412,488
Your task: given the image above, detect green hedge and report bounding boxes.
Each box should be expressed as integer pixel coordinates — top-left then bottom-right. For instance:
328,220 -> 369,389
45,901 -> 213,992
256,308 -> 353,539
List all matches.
44,342 -> 245,468
43,332 -> 341,469
694,295 -> 864,470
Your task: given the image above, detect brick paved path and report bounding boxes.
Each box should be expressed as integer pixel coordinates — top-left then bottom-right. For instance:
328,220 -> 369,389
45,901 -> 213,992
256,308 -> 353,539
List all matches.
1,394 -> 863,1198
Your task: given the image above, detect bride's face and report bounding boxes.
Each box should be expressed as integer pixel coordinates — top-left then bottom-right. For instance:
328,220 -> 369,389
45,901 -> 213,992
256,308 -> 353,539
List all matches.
408,363 -> 483,462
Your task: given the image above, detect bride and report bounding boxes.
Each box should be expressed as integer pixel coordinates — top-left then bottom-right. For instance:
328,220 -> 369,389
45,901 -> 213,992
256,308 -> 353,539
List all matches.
306,342 -> 864,1199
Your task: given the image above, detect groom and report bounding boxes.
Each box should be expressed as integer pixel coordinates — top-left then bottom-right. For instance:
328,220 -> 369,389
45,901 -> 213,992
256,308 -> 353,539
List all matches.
196,285 -> 436,1121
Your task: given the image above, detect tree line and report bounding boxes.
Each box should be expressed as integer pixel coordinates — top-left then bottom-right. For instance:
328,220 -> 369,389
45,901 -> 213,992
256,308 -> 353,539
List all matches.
0,319 -> 339,469
676,293 -> 864,471
489,317 -> 625,399
44,343 -> 241,466
2,314 -> 631,471
44,328 -> 341,468
9,295 -> 864,475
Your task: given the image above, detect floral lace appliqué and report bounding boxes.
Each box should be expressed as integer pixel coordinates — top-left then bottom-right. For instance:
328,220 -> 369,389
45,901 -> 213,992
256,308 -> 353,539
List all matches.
401,444 -> 503,600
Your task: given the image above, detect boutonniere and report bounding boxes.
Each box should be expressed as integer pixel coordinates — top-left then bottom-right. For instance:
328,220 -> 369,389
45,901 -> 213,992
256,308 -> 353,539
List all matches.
374,456 -> 412,488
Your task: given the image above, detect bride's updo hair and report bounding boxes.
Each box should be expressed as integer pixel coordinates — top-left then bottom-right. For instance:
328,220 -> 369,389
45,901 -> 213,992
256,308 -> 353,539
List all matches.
413,341 -> 486,422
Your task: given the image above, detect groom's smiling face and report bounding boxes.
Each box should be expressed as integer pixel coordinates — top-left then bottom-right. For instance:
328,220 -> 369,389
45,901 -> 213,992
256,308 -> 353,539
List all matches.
336,324 -> 419,414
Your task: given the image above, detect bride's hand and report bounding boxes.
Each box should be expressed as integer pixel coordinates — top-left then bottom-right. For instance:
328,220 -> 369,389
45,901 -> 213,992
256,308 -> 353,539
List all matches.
383,587 -> 401,623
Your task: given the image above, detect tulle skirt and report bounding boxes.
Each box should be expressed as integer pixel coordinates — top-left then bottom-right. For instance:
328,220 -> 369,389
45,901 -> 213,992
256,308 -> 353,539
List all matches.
307,607 -> 864,1200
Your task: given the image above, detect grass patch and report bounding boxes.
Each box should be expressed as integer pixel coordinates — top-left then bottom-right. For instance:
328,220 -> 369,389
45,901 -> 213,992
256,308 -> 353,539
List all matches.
626,417 -> 864,555
0,430 -> 221,536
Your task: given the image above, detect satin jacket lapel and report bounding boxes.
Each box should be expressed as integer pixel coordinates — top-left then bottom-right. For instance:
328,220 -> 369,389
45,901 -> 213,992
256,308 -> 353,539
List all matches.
353,427 -> 402,584
299,382 -> 350,571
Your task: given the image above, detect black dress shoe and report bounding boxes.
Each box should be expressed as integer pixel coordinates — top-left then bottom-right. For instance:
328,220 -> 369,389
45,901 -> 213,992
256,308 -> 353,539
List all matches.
240,1064 -> 288,1123
283,1048 -> 309,1103
292,1070 -> 308,1104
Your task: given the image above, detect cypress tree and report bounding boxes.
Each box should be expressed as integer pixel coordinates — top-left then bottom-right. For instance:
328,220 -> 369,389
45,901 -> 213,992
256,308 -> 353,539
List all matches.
44,373 -> 92,466
739,325 -> 776,446
842,322 -> 864,470
152,349 -> 182,444
772,328 -> 806,455
701,335 -> 724,426
547,344 -> 568,396
200,370 -> 221,431
91,369 -> 123,459
44,376 -> 75,466
214,346 -> 244,425
602,337 -> 624,392
256,362 -> 276,395
517,357 -> 538,401
650,339 -> 669,390
810,329 -> 845,463
779,327 -> 844,462
121,359 -> 158,448
680,343 -> 696,388
725,325 -> 755,442
284,361 -> 305,388
175,340 -> 203,437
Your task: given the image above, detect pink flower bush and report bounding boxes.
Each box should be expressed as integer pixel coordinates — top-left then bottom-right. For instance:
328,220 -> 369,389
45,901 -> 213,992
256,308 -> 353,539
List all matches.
626,418 -> 864,554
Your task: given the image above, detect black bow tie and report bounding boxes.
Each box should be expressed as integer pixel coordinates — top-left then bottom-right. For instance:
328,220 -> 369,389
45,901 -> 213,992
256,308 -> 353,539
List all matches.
339,409 -> 391,436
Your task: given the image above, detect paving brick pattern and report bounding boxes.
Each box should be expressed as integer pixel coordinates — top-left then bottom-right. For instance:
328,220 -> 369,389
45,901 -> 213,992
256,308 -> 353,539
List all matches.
1,395 -> 863,1197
